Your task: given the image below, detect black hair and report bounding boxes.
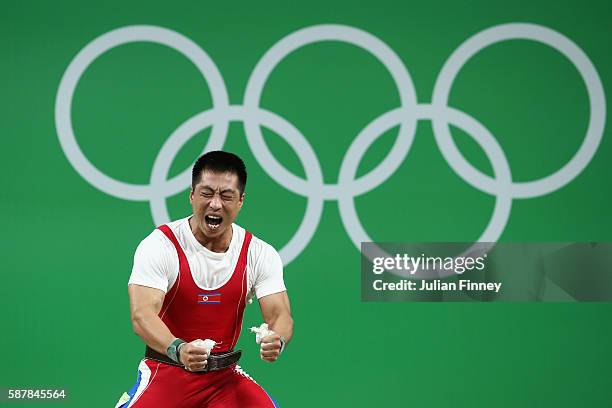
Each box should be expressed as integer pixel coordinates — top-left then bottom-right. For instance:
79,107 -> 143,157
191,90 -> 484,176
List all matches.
191,151 -> 247,194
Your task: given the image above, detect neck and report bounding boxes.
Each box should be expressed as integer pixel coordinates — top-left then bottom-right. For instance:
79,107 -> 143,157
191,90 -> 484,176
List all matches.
189,216 -> 232,252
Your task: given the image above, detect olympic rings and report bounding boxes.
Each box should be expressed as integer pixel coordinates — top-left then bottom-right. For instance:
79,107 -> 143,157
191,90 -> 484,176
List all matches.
55,23 -> 606,270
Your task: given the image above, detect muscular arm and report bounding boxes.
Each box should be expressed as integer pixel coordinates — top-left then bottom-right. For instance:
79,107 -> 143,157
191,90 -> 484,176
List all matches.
128,284 -> 175,354
258,291 -> 294,361
259,291 -> 293,342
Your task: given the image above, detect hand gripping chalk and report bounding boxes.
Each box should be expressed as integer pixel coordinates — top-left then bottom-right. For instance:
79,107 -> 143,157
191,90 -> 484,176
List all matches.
191,338 -> 216,354
249,323 -> 275,344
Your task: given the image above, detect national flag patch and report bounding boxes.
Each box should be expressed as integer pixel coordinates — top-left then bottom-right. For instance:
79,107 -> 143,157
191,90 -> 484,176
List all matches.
197,293 -> 221,304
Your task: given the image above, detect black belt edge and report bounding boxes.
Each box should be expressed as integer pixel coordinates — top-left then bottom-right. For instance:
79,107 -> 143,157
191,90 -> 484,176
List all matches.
144,346 -> 242,372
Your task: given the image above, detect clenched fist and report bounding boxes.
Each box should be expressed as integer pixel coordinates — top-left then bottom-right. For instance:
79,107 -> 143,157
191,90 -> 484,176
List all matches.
260,333 -> 282,362
179,342 -> 209,371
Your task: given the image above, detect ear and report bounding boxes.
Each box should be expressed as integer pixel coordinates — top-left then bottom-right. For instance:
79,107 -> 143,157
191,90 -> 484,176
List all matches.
238,193 -> 245,209
189,188 -> 194,204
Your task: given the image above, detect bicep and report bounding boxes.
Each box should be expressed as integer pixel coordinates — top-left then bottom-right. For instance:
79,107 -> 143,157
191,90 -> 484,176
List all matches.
258,291 -> 291,321
128,284 -> 166,317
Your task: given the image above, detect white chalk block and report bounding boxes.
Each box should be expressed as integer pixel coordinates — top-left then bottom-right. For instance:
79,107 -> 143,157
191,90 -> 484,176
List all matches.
249,323 -> 274,344
191,338 -> 216,354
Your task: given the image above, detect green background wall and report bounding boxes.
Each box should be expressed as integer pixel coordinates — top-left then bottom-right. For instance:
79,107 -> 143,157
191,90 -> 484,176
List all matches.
2,1 -> 611,406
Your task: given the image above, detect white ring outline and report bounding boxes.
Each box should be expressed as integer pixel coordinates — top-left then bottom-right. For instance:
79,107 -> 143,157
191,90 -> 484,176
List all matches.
244,24 -> 419,200
55,25 -> 230,201
340,104 -> 513,278
432,23 -> 606,199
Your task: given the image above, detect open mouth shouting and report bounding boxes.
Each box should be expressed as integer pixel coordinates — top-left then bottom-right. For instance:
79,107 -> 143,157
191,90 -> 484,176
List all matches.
204,214 -> 223,231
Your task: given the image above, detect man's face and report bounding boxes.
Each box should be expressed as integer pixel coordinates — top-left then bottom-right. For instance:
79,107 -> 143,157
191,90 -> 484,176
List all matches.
190,170 -> 244,239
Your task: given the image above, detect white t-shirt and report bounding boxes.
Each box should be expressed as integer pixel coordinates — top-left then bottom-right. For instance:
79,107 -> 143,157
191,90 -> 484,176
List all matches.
128,217 -> 286,302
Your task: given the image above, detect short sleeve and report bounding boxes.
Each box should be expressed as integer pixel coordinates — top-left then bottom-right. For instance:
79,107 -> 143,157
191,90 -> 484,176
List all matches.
253,241 -> 286,299
128,231 -> 173,293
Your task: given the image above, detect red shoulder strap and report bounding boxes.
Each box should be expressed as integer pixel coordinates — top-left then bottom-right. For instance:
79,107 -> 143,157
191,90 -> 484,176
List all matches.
157,224 -> 190,318
236,231 -> 253,272
229,230 -> 252,349
158,224 -> 185,258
